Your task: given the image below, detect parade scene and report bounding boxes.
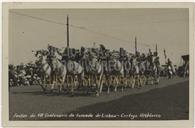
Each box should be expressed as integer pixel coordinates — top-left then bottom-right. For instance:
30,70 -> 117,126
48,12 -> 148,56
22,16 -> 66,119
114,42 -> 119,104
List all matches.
9,9 -> 189,120
8,39 -> 189,95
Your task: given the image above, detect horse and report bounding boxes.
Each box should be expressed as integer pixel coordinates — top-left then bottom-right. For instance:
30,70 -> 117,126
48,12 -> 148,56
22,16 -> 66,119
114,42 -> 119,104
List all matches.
144,55 -> 157,85
167,64 -> 173,79
122,56 -> 133,88
54,46 -> 84,95
144,55 -> 161,85
106,54 -> 124,93
138,59 -> 147,87
130,56 -> 140,88
49,56 -> 67,93
153,57 -> 161,84
65,59 -> 84,96
33,50 -> 52,92
45,47 -> 67,93
81,49 -> 104,96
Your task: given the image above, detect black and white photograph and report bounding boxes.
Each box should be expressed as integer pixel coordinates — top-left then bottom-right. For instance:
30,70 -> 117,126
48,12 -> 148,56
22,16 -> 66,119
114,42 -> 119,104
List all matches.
3,3 -> 193,126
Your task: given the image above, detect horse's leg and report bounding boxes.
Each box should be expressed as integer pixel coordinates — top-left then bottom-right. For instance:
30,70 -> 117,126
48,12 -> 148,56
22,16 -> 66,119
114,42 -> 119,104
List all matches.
94,75 -> 99,96
157,75 -> 160,84
50,74 -> 54,93
156,74 -> 160,85
95,76 -> 100,96
137,75 -> 140,88
151,75 -> 154,85
114,76 -> 117,92
58,76 -> 63,93
99,74 -> 104,95
95,75 -> 100,96
40,76 -> 46,92
62,75 -> 66,92
138,75 -> 141,88
77,73 -> 83,90
107,76 -> 111,94
148,75 -> 151,85
93,75 -> 97,88
135,75 -> 137,88
127,76 -> 129,88
130,76 -> 133,88
133,75 -> 136,88
139,75 -> 142,88
142,75 -> 145,86
124,77 -> 127,88
129,76 -> 132,88
54,74 -> 57,91
56,75 -> 61,94
121,77 -> 124,92
67,76 -> 71,92
140,75 -> 143,87
45,76 -> 48,91
143,75 -> 146,86
83,76 -> 87,87
74,76 -> 78,91
126,76 -> 129,88
141,75 -> 144,87
148,74 -> 151,85
70,76 -> 74,96
86,75 -> 91,94
114,77 -> 116,92
118,76 -> 122,92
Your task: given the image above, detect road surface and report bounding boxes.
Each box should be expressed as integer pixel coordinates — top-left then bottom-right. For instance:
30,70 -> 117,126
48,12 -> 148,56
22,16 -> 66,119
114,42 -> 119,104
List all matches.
9,77 -> 189,120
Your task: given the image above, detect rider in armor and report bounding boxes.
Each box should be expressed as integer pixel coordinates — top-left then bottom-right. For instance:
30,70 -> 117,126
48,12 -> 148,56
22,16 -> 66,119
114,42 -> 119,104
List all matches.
167,58 -> 172,69
47,45 -> 56,68
147,49 -> 154,70
47,45 -> 55,58
153,51 -> 160,66
61,47 -> 70,64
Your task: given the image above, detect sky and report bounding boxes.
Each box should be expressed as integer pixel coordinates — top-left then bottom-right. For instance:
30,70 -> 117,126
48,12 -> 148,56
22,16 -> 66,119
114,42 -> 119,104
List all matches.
9,8 -> 189,66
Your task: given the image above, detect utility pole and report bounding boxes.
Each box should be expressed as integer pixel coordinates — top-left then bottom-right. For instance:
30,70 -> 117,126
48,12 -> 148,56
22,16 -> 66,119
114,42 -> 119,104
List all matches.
164,49 -> 167,64
66,15 -> 70,57
135,36 -> 137,54
156,44 -> 158,55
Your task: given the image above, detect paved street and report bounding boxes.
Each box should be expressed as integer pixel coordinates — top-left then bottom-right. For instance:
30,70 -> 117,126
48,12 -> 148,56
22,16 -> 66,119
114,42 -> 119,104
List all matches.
9,77 -> 189,120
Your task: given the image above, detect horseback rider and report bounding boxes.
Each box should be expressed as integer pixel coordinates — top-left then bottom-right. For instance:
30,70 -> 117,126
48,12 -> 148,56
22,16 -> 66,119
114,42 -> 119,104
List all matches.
148,48 -> 153,56
167,58 -> 172,66
61,47 -> 70,64
147,49 -> 154,70
47,45 -> 57,72
47,45 -> 55,58
153,51 -> 160,75
166,58 -> 176,78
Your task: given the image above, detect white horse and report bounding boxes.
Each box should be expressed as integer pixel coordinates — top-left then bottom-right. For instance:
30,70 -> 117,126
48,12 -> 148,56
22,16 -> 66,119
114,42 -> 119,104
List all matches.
66,59 -> 84,95
153,57 -> 161,84
90,56 -> 104,96
81,50 -> 104,96
50,56 -> 67,93
139,60 -> 147,87
121,57 -> 132,88
54,47 -> 85,96
34,50 -> 52,92
167,65 -> 173,79
107,56 -> 124,93
130,57 -> 140,88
